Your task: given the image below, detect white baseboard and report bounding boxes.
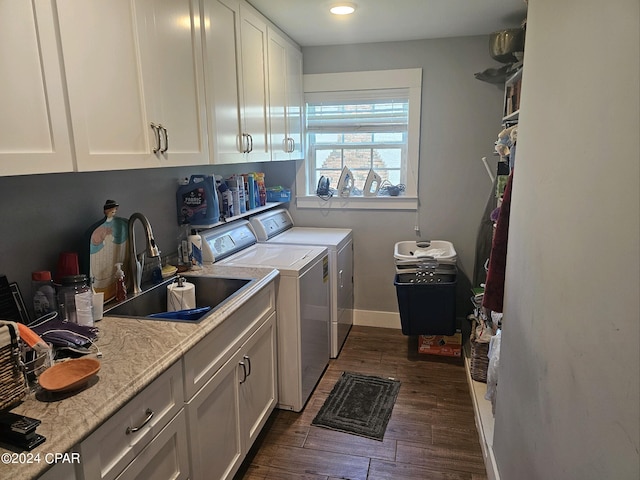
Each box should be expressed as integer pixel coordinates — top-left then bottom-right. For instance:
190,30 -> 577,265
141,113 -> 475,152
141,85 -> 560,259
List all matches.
464,354 -> 500,480
353,309 -> 401,329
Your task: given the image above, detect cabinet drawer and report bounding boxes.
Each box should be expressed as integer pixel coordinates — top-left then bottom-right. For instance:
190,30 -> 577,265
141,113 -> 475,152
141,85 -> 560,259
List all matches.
78,361 -> 184,480
115,410 -> 189,480
38,457 -> 79,480
183,282 -> 275,399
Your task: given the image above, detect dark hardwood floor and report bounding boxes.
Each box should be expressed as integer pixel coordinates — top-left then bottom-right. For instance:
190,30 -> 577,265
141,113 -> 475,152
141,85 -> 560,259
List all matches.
235,326 -> 487,480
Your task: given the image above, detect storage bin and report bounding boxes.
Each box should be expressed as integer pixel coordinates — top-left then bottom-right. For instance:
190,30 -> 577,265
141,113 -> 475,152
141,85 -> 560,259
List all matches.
266,188 -> 291,203
394,268 -> 457,336
0,321 -> 27,411
470,340 -> 490,383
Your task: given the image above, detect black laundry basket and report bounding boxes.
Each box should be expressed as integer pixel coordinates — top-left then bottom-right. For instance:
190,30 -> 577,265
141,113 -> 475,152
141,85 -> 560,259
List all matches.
394,265 -> 457,336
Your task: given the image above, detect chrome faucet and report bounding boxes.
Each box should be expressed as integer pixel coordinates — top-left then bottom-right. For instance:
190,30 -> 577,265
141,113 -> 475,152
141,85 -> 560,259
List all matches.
128,212 -> 160,295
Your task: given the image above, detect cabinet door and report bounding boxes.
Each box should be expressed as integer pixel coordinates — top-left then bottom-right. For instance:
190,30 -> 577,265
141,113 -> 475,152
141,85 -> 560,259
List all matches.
267,28 -> 289,161
238,3 -> 270,162
186,354 -> 242,480
115,411 -> 190,480
267,27 -> 304,162
285,44 -> 304,160
136,0 -> 209,167
58,0 -> 208,171
239,312 -> 277,450
202,0 -> 244,164
0,0 -> 73,176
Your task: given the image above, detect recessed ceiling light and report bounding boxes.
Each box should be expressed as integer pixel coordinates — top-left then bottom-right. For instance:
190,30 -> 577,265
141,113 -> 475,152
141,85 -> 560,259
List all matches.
330,3 -> 356,15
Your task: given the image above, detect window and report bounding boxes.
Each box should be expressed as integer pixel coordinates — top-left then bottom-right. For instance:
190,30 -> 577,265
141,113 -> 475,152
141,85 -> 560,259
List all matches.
297,69 -> 422,210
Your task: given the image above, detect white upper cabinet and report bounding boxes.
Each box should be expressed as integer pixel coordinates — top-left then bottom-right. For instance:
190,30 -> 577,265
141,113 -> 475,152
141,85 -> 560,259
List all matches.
202,0 -> 243,164
203,0 -> 271,164
57,0 -> 209,171
238,4 -> 270,162
0,1 -> 74,176
267,27 -> 304,161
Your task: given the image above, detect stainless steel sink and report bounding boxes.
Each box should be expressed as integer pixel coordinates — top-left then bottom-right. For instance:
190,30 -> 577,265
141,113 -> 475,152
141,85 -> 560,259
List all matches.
105,275 -> 254,322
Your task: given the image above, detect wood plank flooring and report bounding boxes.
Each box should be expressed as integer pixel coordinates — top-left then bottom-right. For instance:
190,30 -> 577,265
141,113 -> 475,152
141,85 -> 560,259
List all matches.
235,326 -> 487,480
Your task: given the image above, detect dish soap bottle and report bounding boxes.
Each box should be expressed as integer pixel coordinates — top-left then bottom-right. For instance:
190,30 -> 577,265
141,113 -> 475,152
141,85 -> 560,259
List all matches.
115,263 -> 127,301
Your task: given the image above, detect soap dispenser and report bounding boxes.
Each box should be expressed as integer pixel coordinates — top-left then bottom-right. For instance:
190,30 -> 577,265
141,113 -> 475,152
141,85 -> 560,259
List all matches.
115,263 -> 127,302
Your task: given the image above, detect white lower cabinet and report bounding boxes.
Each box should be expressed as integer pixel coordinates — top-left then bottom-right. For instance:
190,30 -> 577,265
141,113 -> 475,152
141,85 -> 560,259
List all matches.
184,280 -> 277,480
38,459 -> 79,480
186,312 -> 277,480
76,361 -> 185,480
115,411 -> 189,480
46,281 -> 277,480
238,313 -> 278,449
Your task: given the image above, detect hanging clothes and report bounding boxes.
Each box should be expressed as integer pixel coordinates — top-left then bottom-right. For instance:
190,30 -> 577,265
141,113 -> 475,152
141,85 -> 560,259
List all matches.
473,174 -> 499,287
483,169 -> 514,313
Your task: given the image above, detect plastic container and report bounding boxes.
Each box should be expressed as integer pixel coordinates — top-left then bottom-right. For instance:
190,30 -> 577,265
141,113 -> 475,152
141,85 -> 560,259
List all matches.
246,173 -> 256,210
32,271 -> 57,319
176,175 -> 220,226
218,181 -> 234,218
266,188 -> 291,202
227,175 -> 246,214
393,240 -> 457,265
254,172 -> 266,206
58,274 -> 94,326
394,267 -> 457,336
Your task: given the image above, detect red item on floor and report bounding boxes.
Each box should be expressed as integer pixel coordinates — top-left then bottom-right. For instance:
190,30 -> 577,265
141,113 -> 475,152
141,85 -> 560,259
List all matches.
418,333 -> 462,357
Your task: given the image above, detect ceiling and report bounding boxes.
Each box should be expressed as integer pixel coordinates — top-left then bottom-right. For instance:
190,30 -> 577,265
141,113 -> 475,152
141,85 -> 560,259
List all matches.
246,0 -> 528,47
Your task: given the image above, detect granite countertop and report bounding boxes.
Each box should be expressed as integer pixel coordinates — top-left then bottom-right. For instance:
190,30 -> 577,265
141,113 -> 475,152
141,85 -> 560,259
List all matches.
2,264 -> 279,480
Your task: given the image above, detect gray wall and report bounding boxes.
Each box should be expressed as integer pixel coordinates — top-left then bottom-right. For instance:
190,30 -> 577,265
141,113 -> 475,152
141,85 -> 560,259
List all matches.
493,0 -> 640,478
293,36 -> 505,316
1,35 -> 503,326
0,162 -> 263,313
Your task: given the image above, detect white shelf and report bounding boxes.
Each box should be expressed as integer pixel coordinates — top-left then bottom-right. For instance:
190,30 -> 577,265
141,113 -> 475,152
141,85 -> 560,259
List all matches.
464,351 -> 500,480
190,202 -> 287,230
502,109 -> 519,124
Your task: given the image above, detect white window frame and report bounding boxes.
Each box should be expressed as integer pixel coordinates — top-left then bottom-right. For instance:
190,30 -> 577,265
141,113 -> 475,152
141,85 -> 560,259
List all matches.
296,68 -> 422,210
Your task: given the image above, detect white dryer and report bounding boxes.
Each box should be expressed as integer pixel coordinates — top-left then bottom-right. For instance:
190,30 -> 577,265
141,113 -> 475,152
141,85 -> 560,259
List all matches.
200,220 -> 330,412
249,209 -> 353,358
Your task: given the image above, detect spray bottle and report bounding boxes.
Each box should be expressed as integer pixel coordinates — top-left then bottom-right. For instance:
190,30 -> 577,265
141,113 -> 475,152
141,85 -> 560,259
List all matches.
115,263 -> 127,302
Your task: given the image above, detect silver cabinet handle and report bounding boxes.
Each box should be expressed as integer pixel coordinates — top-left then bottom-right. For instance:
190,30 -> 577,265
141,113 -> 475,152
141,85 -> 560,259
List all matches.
239,361 -> 248,384
150,123 -> 161,153
247,134 -> 253,153
240,133 -> 249,153
160,125 -> 168,153
243,355 -> 251,377
290,138 -> 295,153
126,408 -> 154,435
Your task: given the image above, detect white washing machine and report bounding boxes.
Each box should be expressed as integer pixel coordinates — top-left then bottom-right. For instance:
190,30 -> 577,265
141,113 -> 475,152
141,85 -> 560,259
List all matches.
249,209 -> 353,358
200,220 -> 330,412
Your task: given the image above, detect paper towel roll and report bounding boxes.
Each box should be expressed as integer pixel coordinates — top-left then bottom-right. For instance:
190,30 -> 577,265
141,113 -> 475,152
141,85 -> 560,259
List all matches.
167,281 -> 196,311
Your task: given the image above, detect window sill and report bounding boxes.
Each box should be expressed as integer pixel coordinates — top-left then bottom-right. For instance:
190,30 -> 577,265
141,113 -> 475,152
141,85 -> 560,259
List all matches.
296,195 -> 418,211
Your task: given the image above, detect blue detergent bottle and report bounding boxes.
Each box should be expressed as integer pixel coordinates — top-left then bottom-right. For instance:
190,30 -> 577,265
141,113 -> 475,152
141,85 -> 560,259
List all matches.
176,175 -> 220,226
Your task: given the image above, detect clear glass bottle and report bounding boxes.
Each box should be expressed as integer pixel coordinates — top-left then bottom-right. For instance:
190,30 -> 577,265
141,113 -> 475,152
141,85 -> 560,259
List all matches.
58,274 -> 94,326
32,270 -> 56,319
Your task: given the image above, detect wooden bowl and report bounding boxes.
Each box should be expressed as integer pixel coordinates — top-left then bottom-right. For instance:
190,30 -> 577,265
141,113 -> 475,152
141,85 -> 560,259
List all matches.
38,358 -> 101,392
